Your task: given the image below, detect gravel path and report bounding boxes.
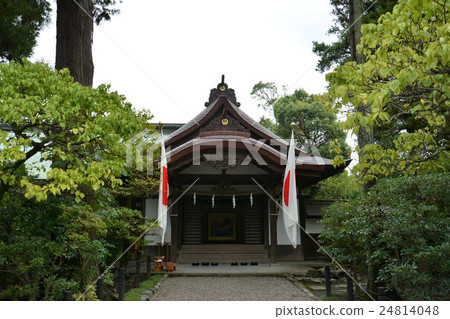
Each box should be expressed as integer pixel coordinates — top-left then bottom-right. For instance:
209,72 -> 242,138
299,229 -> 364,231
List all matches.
150,276 -> 314,301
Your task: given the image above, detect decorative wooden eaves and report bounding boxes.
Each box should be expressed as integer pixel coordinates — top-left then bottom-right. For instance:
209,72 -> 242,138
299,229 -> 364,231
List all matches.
164,77 -> 351,180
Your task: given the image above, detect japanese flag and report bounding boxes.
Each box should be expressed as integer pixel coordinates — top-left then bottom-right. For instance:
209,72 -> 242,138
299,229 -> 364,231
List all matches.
282,131 -> 299,248
157,139 -> 169,242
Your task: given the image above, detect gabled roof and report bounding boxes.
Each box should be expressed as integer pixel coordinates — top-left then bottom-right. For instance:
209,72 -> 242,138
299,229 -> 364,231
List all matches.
164,78 -> 350,183
166,96 -> 300,156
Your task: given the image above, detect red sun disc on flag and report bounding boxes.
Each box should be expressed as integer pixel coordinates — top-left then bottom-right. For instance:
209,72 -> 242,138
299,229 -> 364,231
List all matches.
162,166 -> 168,206
283,171 -> 290,206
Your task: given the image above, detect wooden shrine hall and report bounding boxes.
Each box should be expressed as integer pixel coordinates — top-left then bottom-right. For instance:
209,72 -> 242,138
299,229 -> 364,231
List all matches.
145,77 -> 349,264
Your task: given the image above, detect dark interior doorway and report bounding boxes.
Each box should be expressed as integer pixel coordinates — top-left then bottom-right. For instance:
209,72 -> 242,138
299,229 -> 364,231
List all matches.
182,195 -> 264,245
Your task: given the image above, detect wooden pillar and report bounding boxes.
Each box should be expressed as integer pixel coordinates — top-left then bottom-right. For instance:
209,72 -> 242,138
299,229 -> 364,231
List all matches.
177,195 -> 183,248
96,278 -> 104,300
170,201 -> 178,262
263,196 -> 269,251
135,260 -> 141,288
299,195 -> 307,258
346,274 -> 354,301
118,268 -> 125,301
325,265 -> 332,297
63,291 -> 73,301
269,200 -> 278,263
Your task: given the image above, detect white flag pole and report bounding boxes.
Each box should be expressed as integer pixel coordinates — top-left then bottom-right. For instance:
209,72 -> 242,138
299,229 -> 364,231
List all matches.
157,138 -> 169,243
282,130 -> 299,248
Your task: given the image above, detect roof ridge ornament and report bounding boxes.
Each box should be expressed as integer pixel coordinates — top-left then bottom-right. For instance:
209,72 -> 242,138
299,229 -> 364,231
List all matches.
204,74 -> 241,107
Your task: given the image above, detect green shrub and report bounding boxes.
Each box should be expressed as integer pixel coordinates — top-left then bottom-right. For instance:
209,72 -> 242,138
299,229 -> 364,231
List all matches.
0,193 -> 107,300
320,173 -> 450,300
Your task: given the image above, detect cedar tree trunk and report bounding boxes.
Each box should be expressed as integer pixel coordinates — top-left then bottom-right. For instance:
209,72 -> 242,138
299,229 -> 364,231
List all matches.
351,1 -> 377,293
350,0 -> 374,161
55,0 -> 94,86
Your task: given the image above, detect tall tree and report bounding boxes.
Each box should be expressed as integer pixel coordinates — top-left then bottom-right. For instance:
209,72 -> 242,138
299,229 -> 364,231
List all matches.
251,83 -> 350,159
312,0 -> 397,72
0,60 -> 152,201
323,0 -> 448,296
349,0 -> 365,63
0,0 -> 50,62
351,0 -> 374,157
326,0 -> 449,182
313,1 -> 397,179
55,0 -> 120,86
0,60 -> 155,301
55,0 -> 94,86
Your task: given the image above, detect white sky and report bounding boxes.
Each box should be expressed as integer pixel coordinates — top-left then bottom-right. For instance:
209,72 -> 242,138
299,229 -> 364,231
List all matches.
32,0 -> 338,124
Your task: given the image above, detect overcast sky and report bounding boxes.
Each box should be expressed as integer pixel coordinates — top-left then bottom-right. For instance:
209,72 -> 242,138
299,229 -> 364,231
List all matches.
32,0 -> 339,125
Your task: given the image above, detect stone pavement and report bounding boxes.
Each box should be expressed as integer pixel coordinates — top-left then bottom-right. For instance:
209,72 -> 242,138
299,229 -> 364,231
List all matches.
150,276 -> 316,301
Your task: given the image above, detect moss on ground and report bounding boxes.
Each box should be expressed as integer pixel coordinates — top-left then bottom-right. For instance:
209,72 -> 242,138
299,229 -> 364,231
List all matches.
124,274 -> 164,301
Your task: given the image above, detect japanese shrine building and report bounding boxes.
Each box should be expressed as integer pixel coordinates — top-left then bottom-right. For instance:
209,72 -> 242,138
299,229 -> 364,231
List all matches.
144,79 -> 349,263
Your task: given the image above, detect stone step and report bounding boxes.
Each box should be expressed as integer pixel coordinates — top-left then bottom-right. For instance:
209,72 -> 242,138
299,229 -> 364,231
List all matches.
177,244 -> 269,263
177,256 -> 269,263
179,244 -> 266,253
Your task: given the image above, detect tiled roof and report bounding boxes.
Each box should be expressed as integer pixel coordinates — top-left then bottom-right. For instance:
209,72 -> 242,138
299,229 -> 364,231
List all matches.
165,98 -> 220,144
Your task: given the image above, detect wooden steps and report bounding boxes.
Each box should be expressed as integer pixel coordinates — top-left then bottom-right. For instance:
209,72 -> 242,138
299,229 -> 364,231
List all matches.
177,244 -> 269,264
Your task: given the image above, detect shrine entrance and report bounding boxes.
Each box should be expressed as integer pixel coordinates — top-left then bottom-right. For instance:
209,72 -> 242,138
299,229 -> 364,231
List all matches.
158,77 -> 349,263
181,195 -> 265,245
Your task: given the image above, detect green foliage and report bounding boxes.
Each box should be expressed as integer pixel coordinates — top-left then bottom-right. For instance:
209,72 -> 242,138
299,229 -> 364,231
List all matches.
326,0 -> 449,182
0,187 -> 153,300
93,0 -> 122,24
274,97 -> 349,159
0,61 -> 155,300
250,81 -> 281,111
258,116 -> 278,133
110,168 -> 159,199
313,171 -> 361,200
252,83 -> 350,159
102,206 -> 156,268
59,204 -> 108,287
0,192 -> 107,300
312,0 -> 397,72
0,60 -> 152,201
124,274 -> 163,301
0,0 -> 121,62
312,33 -> 351,73
320,173 -> 450,300
0,0 -> 51,62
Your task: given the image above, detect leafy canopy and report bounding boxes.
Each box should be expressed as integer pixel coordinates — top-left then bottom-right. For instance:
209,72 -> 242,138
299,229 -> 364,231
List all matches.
312,0 -> 397,72
326,0 -> 449,182
251,82 -> 350,159
0,0 -> 121,62
0,0 -> 51,62
0,60 -> 152,201
313,171 -> 361,200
